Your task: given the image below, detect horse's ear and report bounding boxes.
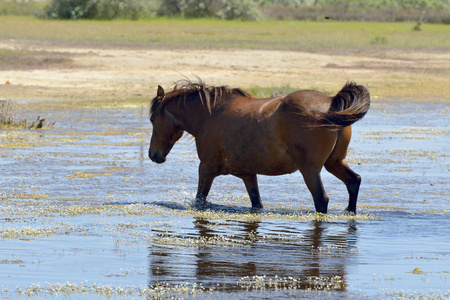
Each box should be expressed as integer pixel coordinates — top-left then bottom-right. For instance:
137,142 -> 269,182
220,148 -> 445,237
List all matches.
157,85 -> 165,100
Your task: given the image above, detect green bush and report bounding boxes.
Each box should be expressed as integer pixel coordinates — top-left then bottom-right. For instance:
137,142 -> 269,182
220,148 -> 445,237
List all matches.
217,0 -> 263,20
158,0 -> 262,20
157,0 -> 213,18
44,0 -> 146,20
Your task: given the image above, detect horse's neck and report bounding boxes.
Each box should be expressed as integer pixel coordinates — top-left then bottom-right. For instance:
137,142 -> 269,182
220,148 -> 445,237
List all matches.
167,100 -> 208,137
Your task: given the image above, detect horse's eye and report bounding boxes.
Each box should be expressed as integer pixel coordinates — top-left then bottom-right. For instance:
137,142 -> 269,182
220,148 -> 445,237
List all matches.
150,115 -> 155,123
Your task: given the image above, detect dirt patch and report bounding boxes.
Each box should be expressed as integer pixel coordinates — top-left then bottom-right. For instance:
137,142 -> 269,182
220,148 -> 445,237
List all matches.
0,41 -> 449,102
0,49 -> 73,71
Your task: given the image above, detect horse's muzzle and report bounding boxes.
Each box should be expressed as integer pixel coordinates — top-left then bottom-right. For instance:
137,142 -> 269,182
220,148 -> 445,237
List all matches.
149,152 -> 166,164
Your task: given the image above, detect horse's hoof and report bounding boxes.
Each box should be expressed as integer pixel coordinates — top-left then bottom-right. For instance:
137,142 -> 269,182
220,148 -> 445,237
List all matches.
250,206 -> 263,213
345,207 -> 357,215
194,199 -> 207,209
315,209 -> 328,214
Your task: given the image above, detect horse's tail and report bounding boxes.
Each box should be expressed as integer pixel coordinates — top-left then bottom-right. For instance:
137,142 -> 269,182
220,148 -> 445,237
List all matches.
316,82 -> 370,128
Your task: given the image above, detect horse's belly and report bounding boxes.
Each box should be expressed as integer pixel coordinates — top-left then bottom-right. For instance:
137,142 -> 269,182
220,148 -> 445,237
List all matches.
254,162 -> 298,176
198,116 -> 299,175
225,152 -> 298,176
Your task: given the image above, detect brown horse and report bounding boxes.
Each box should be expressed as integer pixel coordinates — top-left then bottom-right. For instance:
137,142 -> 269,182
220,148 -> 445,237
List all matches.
149,79 -> 370,214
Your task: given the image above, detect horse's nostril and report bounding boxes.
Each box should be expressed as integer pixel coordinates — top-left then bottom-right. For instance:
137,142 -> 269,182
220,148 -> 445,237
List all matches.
149,152 -> 157,162
149,152 -> 166,164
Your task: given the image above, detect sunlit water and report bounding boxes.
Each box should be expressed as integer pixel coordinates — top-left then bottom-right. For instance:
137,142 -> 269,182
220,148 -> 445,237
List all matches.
0,99 -> 448,299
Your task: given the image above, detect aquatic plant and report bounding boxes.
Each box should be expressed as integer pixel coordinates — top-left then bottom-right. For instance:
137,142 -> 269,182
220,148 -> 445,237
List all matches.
0,100 -> 53,129
0,226 -> 60,239
0,100 -> 14,126
237,274 -> 345,292
9,281 -> 216,298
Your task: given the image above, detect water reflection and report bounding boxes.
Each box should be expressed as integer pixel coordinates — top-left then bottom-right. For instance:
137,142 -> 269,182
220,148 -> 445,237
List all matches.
193,218 -> 260,282
149,217 -> 358,292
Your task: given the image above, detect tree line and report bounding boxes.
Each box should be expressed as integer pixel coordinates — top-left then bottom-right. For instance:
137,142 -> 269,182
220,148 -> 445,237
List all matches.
1,0 -> 449,22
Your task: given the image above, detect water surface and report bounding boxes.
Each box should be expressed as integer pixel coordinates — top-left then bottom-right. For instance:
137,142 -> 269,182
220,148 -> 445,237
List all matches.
0,99 -> 448,299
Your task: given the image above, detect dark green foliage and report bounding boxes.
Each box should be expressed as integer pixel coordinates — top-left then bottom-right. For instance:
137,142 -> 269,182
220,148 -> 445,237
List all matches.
44,0 -> 146,20
158,0 -> 262,20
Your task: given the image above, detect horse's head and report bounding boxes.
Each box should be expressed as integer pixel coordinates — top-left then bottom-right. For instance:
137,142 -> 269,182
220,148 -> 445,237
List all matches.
148,85 -> 184,164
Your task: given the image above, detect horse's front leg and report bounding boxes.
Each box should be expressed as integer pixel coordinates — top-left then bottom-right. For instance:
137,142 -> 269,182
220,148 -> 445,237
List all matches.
195,162 -> 217,207
239,174 -> 263,209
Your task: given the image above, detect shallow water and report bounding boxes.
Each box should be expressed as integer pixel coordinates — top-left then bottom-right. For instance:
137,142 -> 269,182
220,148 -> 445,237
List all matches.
0,99 -> 449,299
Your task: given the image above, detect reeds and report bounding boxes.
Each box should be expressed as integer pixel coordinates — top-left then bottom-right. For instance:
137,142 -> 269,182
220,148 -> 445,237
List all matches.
0,100 -> 14,126
0,100 -> 52,128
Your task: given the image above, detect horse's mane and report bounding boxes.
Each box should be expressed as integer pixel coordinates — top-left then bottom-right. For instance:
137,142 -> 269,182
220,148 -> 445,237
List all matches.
151,78 -> 252,115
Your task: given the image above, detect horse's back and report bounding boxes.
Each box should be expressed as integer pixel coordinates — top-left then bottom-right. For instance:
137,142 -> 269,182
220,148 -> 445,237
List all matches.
223,89 -> 331,118
282,90 -> 332,114
224,95 -> 285,120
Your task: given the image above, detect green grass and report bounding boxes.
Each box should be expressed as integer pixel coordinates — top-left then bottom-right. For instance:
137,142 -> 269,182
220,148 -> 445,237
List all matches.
1,16 -> 449,53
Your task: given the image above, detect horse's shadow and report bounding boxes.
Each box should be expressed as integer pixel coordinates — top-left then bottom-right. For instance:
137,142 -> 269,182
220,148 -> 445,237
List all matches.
150,199 -> 314,216
103,199 -> 351,217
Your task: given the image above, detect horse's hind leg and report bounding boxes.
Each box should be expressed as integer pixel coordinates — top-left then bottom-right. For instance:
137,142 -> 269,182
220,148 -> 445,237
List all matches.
324,127 -> 361,214
288,132 -> 334,214
239,174 -> 263,209
325,159 -> 361,213
299,168 -> 329,213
